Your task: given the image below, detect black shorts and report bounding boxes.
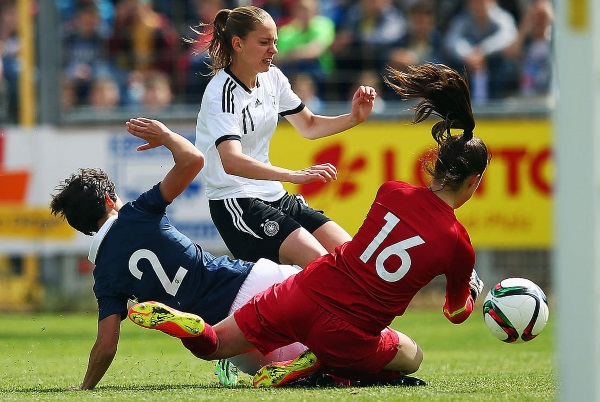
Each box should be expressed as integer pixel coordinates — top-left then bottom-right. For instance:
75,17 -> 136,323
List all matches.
209,193 -> 331,263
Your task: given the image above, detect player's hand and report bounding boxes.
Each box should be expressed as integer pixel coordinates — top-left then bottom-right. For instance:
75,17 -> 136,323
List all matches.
469,269 -> 484,301
126,117 -> 174,151
350,85 -> 377,123
288,163 -> 338,184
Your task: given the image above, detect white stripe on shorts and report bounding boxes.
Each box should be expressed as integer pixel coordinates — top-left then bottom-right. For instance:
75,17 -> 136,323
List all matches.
224,198 -> 262,239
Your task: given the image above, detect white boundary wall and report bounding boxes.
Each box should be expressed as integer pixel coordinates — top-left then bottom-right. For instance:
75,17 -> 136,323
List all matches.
554,0 -> 600,400
0,126 -> 227,255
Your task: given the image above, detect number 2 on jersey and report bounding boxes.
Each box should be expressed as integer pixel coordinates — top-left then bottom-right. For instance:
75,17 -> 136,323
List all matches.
359,212 -> 425,282
129,249 -> 188,296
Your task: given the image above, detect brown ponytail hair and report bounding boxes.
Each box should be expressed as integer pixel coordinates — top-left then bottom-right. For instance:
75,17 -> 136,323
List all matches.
384,63 -> 491,191
191,6 -> 272,75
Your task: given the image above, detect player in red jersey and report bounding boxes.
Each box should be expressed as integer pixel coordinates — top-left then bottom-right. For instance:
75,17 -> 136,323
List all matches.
127,63 -> 489,386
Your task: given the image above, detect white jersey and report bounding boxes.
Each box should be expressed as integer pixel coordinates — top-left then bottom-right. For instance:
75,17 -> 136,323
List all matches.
195,65 -> 304,201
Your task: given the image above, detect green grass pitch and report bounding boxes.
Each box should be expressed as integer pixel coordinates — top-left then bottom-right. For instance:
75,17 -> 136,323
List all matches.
0,307 -> 555,401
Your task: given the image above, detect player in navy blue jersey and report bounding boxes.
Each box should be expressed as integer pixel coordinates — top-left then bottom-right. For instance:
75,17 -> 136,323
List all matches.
50,118 -> 306,390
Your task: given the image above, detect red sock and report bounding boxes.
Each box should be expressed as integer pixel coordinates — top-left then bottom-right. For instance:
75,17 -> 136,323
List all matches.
180,323 -> 218,358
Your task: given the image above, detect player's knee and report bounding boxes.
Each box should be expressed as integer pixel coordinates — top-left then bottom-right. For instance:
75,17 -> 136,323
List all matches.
387,341 -> 423,374
404,345 -> 424,374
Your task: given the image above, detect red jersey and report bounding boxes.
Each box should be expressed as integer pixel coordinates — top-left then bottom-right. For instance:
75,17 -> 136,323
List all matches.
297,181 -> 475,332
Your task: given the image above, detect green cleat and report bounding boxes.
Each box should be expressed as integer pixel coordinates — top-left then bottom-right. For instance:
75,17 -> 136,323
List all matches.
128,301 -> 204,338
253,349 -> 322,388
215,359 -> 238,386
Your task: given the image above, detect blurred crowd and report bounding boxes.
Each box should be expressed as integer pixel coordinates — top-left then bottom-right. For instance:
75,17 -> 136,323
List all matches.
0,0 -> 553,122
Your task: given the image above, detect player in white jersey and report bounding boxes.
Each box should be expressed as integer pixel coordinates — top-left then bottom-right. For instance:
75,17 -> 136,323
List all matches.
194,6 -> 377,268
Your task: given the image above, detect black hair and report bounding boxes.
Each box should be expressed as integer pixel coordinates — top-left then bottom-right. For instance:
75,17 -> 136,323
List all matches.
50,168 -> 116,235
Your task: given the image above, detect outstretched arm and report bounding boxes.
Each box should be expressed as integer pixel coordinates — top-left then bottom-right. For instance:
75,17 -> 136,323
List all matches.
443,270 -> 480,324
126,118 -> 205,203
217,140 -> 338,185
77,314 -> 121,390
443,285 -> 475,325
443,234 -> 479,324
285,85 -> 376,140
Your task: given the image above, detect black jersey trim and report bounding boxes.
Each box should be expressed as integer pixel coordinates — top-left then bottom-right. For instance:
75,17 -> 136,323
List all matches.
280,102 -> 305,117
242,105 -> 255,134
215,134 -> 241,147
222,78 -> 237,114
224,66 -> 253,94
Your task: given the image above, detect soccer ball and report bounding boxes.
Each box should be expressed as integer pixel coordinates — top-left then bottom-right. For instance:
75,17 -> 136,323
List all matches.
482,278 -> 549,343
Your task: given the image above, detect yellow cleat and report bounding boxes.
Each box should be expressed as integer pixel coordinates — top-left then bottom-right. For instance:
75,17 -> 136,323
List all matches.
253,349 -> 322,387
128,301 -> 204,338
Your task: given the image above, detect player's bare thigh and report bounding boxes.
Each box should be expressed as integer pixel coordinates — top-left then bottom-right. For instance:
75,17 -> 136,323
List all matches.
279,221 -> 352,267
383,330 -> 423,375
312,220 -> 352,253
279,227 -> 327,267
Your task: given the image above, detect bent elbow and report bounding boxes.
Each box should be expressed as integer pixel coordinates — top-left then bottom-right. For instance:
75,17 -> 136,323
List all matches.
179,151 -> 204,177
191,153 -> 205,174
222,165 -> 235,175
299,132 -> 317,140
297,127 -> 321,140
220,158 -> 239,176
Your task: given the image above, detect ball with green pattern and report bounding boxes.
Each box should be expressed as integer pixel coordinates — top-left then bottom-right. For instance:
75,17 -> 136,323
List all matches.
482,278 -> 549,343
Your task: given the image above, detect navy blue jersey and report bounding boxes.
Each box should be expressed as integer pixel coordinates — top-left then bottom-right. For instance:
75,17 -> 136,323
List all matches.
90,184 -> 253,324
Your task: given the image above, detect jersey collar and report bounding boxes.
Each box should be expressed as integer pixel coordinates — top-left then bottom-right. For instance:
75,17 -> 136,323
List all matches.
224,66 -> 260,94
88,215 -> 118,264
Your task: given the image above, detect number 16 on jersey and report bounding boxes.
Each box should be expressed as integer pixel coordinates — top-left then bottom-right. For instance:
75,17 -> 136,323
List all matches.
359,212 -> 425,283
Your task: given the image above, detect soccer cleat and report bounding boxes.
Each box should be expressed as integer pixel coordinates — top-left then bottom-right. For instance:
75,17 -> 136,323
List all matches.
215,359 -> 238,386
392,375 -> 427,386
253,349 -> 322,388
356,375 -> 427,387
283,372 -> 353,388
128,301 -> 205,338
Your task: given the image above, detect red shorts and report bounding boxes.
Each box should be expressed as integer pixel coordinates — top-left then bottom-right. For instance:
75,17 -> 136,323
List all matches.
233,275 -> 400,376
